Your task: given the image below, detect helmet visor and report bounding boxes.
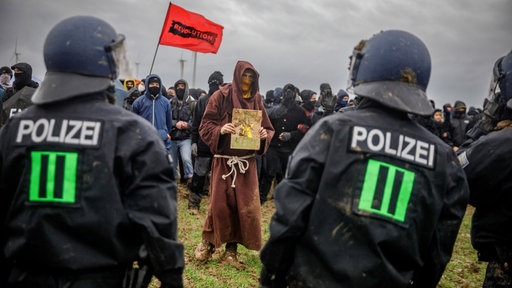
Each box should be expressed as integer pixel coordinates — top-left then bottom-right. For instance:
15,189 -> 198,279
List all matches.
354,81 -> 433,116
106,34 -> 133,80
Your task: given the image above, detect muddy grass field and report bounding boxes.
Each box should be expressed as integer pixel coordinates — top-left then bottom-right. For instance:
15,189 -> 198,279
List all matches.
150,184 -> 485,287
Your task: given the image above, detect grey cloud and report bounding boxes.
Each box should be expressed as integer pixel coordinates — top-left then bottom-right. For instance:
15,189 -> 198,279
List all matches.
1,0 -> 510,108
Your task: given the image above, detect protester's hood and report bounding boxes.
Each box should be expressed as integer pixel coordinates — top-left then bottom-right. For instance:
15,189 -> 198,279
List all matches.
11,62 -> 33,76
174,79 -> 190,100
144,74 -> 162,98
231,60 -> 259,100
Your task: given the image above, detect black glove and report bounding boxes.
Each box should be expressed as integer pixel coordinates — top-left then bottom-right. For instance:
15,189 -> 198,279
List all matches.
259,266 -> 287,288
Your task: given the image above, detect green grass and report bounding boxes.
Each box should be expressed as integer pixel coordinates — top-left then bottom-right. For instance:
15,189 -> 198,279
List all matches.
150,185 -> 486,287
438,206 -> 486,288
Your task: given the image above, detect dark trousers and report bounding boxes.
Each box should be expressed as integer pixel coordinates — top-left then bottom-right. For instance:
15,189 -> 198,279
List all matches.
188,156 -> 212,209
259,148 -> 291,204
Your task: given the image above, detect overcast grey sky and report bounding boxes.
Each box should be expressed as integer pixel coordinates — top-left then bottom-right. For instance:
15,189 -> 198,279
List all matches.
1,0 -> 511,108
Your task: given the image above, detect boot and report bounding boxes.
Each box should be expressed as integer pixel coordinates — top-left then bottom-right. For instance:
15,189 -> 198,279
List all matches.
222,242 -> 244,269
194,239 -> 215,262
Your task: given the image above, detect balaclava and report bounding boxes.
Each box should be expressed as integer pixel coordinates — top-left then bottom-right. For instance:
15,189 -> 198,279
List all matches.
147,77 -> 160,97
300,89 -> 315,112
281,84 -> 297,108
453,101 -> 466,119
208,71 -> 223,96
320,83 -> 335,113
175,80 -> 187,100
12,63 -> 33,90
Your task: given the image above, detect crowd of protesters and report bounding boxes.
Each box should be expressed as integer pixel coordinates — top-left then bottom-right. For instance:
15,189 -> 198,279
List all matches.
3,37 -> 510,287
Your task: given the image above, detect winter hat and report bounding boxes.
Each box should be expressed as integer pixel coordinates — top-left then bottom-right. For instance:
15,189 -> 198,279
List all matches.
454,101 -> 466,109
300,89 -> 314,102
208,71 -> 224,85
0,66 -> 12,77
320,83 -> 332,92
337,89 -> 348,98
147,76 -> 159,85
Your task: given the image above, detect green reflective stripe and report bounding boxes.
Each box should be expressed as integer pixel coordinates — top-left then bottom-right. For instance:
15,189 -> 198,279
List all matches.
359,159 -> 415,222
29,152 -> 42,199
46,153 -> 56,199
29,151 -> 78,203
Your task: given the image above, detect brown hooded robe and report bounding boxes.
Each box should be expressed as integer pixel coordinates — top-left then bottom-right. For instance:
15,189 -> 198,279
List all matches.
199,61 -> 274,250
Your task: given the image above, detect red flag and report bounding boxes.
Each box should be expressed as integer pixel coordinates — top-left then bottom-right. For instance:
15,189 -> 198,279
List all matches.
158,3 -> 224,54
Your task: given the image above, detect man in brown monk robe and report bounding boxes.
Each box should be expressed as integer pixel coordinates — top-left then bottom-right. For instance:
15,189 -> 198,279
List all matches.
195,60 -> 274,265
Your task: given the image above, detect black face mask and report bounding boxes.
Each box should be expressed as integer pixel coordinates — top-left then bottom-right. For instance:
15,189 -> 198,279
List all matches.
148,86 -> 160,96
282,89 -> 295,108
302,101 -> 315,112
453,110 -> 466,119
176,88 -> 185,100
13,72 -> 31,89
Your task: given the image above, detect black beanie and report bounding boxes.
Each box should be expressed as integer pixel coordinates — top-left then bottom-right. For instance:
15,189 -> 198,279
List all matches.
148,77 -> 159,85
208,71 -> 224,85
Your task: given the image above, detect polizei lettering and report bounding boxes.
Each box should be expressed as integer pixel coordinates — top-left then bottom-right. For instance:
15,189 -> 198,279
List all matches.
16,118 -> 102,146
350,125 -> 435,169
170,21 -> 217,45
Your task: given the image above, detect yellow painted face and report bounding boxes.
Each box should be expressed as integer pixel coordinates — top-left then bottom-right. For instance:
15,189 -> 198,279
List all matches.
241,69 -> 255,96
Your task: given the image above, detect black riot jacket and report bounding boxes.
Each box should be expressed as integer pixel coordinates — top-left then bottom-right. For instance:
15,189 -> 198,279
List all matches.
458,128 -> 512,261
0,93 -> 183,281
260,100 -> 469,288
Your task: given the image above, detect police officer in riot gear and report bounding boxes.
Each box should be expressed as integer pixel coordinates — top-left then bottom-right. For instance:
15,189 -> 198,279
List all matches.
0,16 -> 184,287
458,50 -> 512,288
259,30 -> 469,288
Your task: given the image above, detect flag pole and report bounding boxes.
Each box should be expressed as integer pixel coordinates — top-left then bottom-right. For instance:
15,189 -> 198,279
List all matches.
150,2 -> 172,75
149,44 -> 160,75
192,52 -> 197,88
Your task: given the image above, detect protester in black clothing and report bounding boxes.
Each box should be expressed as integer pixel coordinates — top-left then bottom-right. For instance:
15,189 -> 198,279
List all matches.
300,89 -> 321,125
188,71 -> 224,214
3,62 -> 39,101
123,87 -> 141,111
334,88 -> 349,111
263,89 -> 275,109
432,108 -> 454,146
410,98 -> 438,137
169,79 -> 195,183
0,16 -> 184,288
259,30 -> 468,288
315,83 -> 336,118
259,83 -> 310,204
458,50 -> 512,288
450,100 -> 470,151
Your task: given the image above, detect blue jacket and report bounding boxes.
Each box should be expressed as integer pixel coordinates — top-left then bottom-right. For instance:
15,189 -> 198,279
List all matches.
132,74 -> 173,148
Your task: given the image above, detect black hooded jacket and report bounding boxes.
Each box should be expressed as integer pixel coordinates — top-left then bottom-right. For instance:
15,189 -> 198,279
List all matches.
4,63 -> 39,101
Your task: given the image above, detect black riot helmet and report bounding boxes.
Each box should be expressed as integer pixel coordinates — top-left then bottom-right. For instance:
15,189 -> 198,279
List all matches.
32,16 -> 128,104
347,30 -> 433,116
